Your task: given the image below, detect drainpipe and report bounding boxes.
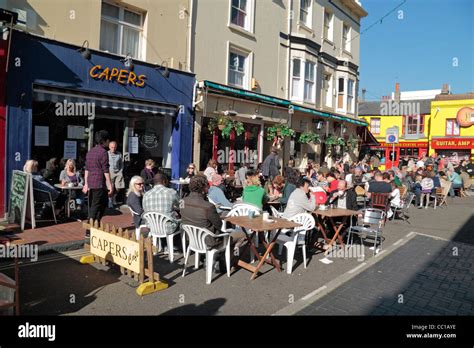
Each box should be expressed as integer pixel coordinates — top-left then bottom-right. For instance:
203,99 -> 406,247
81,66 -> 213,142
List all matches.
186,0 -> 194,72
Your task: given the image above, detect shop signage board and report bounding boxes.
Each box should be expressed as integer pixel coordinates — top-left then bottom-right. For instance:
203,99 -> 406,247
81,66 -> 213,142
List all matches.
90,227 -> 141,273
377,141 -> 428,148
456,107 -> 474,127
89,65 -> 146,87
431,138 -> 474,149
8,171 -> 35,231
81,220 -> 168,296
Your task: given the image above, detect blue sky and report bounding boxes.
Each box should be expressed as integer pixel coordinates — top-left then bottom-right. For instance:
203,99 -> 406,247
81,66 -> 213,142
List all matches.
359,0 -> 473,100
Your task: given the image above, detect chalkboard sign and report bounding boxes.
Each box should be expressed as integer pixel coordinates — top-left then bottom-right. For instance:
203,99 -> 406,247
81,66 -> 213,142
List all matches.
8,171 -> 34,230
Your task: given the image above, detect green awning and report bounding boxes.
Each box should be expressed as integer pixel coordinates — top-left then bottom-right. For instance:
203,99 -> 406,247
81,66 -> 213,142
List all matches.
203,80 -> 368,127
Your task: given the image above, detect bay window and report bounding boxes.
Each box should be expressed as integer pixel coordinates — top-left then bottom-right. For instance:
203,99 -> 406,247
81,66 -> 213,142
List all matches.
304,62 -> 316,102
347,79 -> 354,113
291,58 -> 317,103
291,59 -> 302,99
337,77 -> 345,110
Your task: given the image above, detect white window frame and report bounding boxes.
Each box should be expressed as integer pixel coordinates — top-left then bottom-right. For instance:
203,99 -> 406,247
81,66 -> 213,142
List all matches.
228,0 -> 255,34
291,58 -> 303,100
227,43 -> 252,90
304,61 -> 316,103
299,0 -> 312,28
336,76 -> 346,112
323,9 -> 334,42
324,73 -> 333,107
100,1 -> 144,60
291,57 -> 317,103
343,23 -> 351,52
370,118 -> 381,135
347,78 -> 355,113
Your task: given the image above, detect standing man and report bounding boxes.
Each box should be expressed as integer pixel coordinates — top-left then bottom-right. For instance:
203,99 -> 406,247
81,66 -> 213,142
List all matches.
108,141 -> 124,208
262,146 -> 281,182
82,130 -> 113,222
370,153 -> 380,170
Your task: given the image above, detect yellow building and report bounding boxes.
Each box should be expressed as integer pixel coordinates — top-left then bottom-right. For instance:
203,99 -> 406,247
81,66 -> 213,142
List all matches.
359,98 -> 432,169
429,93 -> 474,162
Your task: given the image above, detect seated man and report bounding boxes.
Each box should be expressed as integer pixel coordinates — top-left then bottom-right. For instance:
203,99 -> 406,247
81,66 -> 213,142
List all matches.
447,169 -> 463,196
367,171 -> 392,199
242,169 -> 268,209
283,177 -> 316,219
23,159 -> 66,216
142,172 -> 181,238
327,180 -> 358,210
181,175 -> 245,272
208,174 -> 233,214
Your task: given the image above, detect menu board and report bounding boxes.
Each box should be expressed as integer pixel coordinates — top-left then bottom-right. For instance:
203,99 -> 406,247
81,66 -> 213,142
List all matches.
8,171 -> 35,230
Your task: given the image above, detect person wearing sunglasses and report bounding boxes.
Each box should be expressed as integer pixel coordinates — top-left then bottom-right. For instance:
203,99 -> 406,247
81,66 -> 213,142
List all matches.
126,175 -> 145,227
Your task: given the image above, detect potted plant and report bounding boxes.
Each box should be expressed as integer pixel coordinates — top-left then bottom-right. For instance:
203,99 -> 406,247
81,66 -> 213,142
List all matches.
298,131 -> 320,144
347,134 -> 359,149
266,124 -> 295,141
221,119 -> 245,139
324,135 -> 345,146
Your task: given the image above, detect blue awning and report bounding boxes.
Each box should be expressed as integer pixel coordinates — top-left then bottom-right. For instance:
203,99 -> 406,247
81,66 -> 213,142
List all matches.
33,84 -> 178,116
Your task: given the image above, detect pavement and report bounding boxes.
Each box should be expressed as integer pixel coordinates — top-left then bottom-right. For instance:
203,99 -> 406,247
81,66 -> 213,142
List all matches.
0,196 -> 473,315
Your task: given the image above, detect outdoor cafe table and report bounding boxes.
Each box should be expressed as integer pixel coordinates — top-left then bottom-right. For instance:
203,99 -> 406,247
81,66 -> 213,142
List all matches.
54,184 -> 83,219
312,208 -> 359,255
224,215 -> 301,280
170,179 -> 188,197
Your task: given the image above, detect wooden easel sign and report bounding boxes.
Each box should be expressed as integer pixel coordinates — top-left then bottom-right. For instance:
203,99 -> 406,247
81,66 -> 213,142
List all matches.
8,171 -> 35,231
80,219 -> 167,296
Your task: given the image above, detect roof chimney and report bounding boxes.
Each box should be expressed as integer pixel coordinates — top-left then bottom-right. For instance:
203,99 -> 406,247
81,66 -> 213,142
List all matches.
361,88 -> 366,101
395,82 -> 400,102
441,84 -> 450,94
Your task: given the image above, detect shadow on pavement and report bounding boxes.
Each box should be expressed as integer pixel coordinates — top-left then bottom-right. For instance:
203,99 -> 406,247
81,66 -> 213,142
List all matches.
160,298 -> 226,315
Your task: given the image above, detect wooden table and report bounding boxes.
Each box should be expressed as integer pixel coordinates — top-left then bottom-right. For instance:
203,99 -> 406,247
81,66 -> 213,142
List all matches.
224,215 -> 300,280
313,208 -> 359,255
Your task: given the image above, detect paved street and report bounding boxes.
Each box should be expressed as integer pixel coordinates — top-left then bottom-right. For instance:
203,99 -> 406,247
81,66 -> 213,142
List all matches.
0,196 -> 472,316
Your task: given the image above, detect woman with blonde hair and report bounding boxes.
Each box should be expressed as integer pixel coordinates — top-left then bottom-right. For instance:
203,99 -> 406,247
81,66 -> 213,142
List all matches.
23,159 -> 39,173
126,175 -> 145,227
59,159 -> 84,186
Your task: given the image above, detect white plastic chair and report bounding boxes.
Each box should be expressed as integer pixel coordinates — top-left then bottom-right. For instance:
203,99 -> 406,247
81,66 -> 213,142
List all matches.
181,225 -> 231,284
207,196 -> 232,211
276,213 -> 315,274
142,212 -> 182,263
128,207 -> 147,241
270,205 -> 283,218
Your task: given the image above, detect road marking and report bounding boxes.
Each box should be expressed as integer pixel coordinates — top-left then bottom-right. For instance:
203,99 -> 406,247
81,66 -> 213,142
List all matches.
393,238 -> 404,246
347,262 -> 366,274
301,286 -> 327,301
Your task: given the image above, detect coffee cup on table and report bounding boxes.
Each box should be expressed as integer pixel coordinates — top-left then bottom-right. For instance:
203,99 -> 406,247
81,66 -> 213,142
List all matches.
68,183 -> 74,188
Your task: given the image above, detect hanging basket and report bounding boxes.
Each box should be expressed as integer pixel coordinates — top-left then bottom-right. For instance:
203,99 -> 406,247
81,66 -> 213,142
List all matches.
218,124 -> 225,130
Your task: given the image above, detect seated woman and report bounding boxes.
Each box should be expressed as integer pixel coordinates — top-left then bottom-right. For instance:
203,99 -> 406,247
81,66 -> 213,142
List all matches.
59,159 -> 85,209
266,175 -> 285,202
23,159 -> 66,216
242,169 -> 268,209
181,163 -> 196,197
388,181 -> 401,218
208,174 -> 233,214
126,176 -> 145,228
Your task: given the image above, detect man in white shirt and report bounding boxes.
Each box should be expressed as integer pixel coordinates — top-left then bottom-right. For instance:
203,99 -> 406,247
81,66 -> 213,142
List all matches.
283,177 -> 316,219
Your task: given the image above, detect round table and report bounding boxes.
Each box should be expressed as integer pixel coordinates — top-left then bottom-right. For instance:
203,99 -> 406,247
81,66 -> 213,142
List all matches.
170,180 -> 189,198
54,184 -> 83,218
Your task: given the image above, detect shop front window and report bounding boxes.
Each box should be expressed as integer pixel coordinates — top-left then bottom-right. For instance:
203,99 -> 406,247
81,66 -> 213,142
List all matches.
200,118 -> 260,172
